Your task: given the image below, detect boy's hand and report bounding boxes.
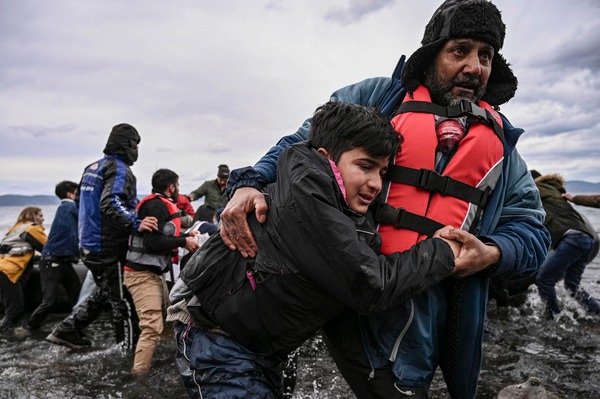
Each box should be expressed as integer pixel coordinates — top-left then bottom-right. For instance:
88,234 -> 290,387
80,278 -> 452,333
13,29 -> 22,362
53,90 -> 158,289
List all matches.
433,225 -> 462,259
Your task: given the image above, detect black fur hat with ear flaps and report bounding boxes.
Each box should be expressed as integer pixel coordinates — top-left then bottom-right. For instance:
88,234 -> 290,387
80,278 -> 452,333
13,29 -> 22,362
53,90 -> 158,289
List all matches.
401,0 -> 518,106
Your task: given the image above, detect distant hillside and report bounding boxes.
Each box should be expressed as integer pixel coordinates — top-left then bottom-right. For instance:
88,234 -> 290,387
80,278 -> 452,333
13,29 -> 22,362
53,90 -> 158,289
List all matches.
1,182 -> 598,206
565,180 -> 600,194
0,194 -> 152,207
0,195 -> 59,206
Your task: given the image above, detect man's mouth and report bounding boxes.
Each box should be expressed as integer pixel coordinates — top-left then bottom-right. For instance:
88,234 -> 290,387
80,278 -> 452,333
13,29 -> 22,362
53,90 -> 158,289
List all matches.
454,83 -> 477,94
453,77 -> 480,95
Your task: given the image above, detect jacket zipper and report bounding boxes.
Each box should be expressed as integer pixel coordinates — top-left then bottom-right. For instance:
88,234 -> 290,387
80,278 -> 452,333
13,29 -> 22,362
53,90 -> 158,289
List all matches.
389,298 -> 415,363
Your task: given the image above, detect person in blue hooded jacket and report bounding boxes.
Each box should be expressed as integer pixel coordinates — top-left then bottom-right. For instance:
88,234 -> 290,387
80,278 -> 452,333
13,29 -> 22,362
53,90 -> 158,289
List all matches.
47,123 -> 158,351
218,1 -> 550,398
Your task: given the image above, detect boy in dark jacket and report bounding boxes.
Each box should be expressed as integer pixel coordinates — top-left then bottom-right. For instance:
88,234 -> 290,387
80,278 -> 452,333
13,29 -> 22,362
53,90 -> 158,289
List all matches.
24,181 -> 81,330
167,102 -> 460,399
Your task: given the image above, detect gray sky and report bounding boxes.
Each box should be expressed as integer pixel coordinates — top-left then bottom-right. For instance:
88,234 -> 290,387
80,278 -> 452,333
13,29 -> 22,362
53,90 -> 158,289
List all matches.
1,0 -> 599,196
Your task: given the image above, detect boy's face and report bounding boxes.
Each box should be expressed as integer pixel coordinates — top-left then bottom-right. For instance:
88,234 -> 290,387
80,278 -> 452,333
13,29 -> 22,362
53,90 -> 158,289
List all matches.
336,148 -> 389,214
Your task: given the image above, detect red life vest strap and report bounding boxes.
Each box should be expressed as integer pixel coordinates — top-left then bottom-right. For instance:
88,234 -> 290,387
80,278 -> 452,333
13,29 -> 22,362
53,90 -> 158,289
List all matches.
385,166 -> 491,208
392,99 -> 505,144
371,202 -> 444,236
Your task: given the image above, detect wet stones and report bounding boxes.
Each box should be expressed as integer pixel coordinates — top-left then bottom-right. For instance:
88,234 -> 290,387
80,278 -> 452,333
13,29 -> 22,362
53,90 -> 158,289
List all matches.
497,377 -> 561,399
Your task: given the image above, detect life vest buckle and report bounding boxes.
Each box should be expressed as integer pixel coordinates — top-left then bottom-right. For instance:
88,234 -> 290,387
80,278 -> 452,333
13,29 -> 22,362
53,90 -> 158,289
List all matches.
450,100 -> 488,123
393,207 -> 408,229
417,169 -> 450,195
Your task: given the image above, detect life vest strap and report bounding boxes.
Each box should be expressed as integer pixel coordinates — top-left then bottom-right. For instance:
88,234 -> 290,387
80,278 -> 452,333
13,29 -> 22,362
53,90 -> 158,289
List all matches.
393,100 -> 505,143
387,166 -> 489,208
372,202 -> 445,236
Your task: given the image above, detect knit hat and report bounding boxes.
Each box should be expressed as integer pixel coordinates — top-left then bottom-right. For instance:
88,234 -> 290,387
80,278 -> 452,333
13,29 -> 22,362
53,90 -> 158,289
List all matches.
401,0 -> 518,106
217,164 -> 230,179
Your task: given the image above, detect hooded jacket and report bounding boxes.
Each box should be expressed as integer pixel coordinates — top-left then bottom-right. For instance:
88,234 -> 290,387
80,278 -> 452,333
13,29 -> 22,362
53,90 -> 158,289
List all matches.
172,142 -> 455,358
226,62 -> 549,397
77,124 -> 142,256
535,174 -> 597,248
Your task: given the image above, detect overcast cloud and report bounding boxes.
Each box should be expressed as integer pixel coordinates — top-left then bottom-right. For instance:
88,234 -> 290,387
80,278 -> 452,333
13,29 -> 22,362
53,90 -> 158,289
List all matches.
1,0 -> 598,196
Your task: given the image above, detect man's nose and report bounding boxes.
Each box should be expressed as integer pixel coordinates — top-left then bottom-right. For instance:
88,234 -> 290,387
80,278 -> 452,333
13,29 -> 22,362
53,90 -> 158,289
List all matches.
463,52 -> 482,76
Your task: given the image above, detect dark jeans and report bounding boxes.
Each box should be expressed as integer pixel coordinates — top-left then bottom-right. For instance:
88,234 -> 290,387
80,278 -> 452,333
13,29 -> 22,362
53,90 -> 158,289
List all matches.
27,257 -> 82,329
536,230 -> 594,314
173,321 -> 284,399
322,310 -> 430,399
56,250 -> 139,351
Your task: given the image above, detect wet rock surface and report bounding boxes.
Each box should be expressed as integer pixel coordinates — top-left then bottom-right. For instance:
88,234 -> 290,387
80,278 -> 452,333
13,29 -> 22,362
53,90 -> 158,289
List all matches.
1,285 -> 599,398
496,377 -> 561,399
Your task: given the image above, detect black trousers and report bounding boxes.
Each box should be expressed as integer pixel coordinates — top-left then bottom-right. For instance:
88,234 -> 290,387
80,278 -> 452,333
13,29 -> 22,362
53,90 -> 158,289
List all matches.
56,250 -> 139,351
27,257 -> 82,329
322,309 -> 429,399
0,272 -> 25,321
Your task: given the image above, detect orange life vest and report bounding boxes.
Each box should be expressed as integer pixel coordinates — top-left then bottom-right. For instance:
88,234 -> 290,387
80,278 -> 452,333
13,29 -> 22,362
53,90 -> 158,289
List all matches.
377,85 -> 504,254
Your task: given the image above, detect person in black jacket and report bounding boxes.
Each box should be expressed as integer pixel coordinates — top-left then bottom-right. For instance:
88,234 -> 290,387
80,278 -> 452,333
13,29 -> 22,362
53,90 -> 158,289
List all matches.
47,124 -> 158,350
123,168 -> 200,376
167,102 -> 460,399
533,171 -> 600,319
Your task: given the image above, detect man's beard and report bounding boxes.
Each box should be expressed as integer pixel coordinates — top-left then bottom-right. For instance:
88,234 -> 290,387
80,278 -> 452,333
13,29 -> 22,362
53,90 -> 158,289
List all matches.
423,64 -> 487,106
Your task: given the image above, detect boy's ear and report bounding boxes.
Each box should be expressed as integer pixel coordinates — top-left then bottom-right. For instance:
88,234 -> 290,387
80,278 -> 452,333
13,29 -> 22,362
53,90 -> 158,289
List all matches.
317,147 -> 332,160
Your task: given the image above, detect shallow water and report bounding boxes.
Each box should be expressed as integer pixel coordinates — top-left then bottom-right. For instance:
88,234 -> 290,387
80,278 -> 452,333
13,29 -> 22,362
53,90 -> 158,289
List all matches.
1,206 -> 599,398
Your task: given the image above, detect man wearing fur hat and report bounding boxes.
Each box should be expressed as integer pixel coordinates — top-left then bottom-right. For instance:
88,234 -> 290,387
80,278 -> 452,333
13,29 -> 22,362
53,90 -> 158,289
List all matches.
47,123 -> 158,352
218,0 -> 550,398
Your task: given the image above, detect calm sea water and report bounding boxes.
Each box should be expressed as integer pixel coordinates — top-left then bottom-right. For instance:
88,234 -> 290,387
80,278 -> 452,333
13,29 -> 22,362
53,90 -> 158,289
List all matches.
1,204 -> 599,398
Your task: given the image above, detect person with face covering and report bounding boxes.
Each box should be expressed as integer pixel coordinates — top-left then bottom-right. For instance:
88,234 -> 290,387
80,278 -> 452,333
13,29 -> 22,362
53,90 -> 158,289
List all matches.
46,123 -> 158,351
218,1 -> 551,398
